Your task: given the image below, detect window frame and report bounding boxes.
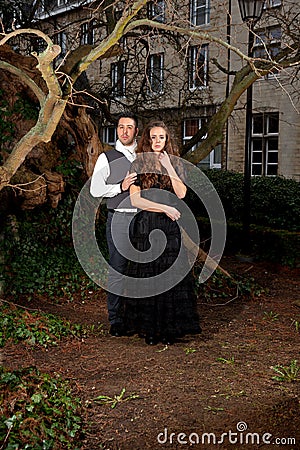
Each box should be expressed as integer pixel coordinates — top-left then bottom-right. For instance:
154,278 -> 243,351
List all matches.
251,112 -> 279,176
147,53 -> 164,94
183,118 -> 221,169
190,0 -> 210,26
265,0 -> 282,8
111,60 -> 126,97
102,126 -> 117,146
188,44 -> 209,90
55,31 -> 67,57
147,0 -> 166,23
80,20 -> 96,45
36,0 -> 93,18
253,26 -> 282,78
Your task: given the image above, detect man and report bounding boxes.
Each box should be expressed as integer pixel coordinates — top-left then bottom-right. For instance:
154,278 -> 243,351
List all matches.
90,112 -> 138,336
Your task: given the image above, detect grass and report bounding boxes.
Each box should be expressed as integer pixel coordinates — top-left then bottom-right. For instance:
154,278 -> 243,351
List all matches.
263,311 -> 280,322
184,347 -> 197,355
291,319 -> 300,332
271,359 -> 300,383
92,388 -> 140,409
216,356 -> 235,365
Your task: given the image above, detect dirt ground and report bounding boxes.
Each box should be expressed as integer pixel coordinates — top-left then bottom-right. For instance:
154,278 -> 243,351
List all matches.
3,256 -> 300,450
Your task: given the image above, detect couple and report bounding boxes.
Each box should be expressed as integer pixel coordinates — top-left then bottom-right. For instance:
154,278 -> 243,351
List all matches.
90,112 -> 201,345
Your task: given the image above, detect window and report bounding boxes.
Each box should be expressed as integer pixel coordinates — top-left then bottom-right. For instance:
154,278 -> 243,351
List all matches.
102,126 -> 117,146
55,31 -> 67,57
37,0 -> 55,13
254,27 -> 281,59
114,8 -> 123,21
52,31 -> 67,67
188,44 -> 209,89
38,0 -> 66,13
190,0 -> 210,26
183,118 -> 221,169
81,20 -> 96,45
119,37 -> 127,50
266,0 -> 281,7
147,53 -> 164,94
111,61 -> 126,97
31,37 -> 47,54
147,1 -> 165,23
251,112 -> 279,176
36,1 -> 91,17
253,27 -> 281,77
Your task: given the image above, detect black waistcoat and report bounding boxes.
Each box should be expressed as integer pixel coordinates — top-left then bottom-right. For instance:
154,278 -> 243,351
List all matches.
106,149 -> 133,210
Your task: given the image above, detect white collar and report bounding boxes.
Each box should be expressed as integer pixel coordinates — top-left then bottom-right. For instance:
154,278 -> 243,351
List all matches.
115,139 -> 137,155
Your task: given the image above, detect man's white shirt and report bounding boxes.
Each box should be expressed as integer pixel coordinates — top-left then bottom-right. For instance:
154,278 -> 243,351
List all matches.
90,140 -> 137,199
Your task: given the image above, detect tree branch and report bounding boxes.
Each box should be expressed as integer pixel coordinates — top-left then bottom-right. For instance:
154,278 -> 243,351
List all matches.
0,60 -> 45,103
71,0 -> 148,82
183,66 -> 260,164
1,42 -> 66,188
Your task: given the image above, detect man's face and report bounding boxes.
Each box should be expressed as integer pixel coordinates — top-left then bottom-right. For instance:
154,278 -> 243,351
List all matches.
117,118 -> 138,146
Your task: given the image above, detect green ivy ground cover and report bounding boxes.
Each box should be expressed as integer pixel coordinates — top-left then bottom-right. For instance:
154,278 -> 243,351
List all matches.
0,304 -> 85,348
0,366 -> 84,449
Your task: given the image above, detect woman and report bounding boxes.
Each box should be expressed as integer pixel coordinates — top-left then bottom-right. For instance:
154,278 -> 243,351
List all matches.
124,121 -> 201,345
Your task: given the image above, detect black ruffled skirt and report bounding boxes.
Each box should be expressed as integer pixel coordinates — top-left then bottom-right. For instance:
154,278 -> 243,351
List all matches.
123,210 -> 201,338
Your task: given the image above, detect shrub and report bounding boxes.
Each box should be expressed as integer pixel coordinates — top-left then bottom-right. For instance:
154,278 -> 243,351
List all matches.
1,195 -> 106,300
186,170 -> 300,232
250,176 -> 299,231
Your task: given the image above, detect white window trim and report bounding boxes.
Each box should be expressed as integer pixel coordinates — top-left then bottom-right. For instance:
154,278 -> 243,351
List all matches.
183,118 -> 220,169
189,44 -> 209,90
251,113 -> 279,176
36,0 -> 93,19
81,21 -> 96,45
111,61 -> 126,98
209,149 -> 221,169
148,0 -> 166,23
190,0 -> 210,26
102,126 -> 117,146
148,53 -> 164,94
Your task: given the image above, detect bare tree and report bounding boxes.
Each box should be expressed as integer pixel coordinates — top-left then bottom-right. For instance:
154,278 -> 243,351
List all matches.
0,0 -> 299,203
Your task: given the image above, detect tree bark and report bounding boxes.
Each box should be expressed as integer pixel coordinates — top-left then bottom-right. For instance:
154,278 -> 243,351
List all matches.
62,103 -> 104,178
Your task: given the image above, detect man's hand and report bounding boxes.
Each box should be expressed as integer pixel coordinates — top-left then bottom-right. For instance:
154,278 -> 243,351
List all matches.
121,171 -> 137,191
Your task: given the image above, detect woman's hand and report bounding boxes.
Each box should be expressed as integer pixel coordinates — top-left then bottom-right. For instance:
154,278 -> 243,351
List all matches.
163,205 -> 181,221
130,184 -> 181,219
158,151 -> 187,200
158,151 -> 172,170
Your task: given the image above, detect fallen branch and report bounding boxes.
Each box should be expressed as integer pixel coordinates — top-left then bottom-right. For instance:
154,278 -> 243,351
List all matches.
182,228 -> 231,279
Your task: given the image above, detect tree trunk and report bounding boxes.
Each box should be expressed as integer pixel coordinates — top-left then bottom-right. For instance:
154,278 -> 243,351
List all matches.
62,103 -> 103,178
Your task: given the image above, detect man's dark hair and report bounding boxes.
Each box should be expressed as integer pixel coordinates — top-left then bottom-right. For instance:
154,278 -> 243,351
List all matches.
117,111 -> 138,129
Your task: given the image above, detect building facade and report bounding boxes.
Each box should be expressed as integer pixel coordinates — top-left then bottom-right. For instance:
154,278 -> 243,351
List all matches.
32,0 -> 299,180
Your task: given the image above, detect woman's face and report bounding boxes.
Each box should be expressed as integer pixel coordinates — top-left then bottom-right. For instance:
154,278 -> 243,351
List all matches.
149,127 -> 167,153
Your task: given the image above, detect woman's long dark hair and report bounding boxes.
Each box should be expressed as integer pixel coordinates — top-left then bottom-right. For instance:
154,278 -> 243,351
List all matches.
135,121 -> 180,190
